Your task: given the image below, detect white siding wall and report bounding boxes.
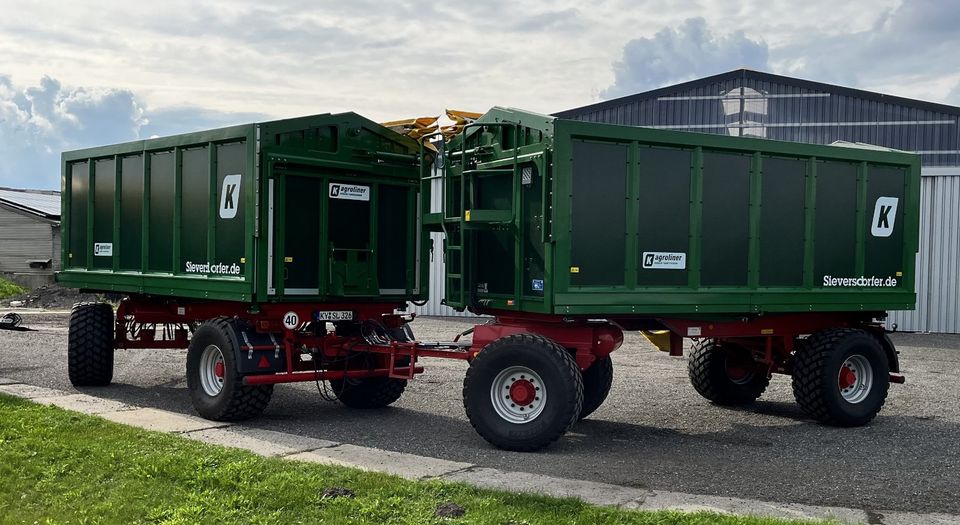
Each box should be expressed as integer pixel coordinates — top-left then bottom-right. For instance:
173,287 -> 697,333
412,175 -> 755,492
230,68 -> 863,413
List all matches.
409,162 -> 477,317
52,226 -> 62,271
888,169 -> 960,333
0,204 -> 56,275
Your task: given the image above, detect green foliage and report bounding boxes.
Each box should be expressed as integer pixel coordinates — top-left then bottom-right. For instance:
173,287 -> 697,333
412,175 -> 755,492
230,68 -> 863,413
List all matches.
0,395 -> 822,525
0,277 -> 25,300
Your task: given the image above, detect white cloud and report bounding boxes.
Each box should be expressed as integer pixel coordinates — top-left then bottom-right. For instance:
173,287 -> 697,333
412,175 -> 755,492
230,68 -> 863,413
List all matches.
771,0 -> 960,103
0,75 -> 145,188
0,75 -> 264,189
601,18 -> 770,99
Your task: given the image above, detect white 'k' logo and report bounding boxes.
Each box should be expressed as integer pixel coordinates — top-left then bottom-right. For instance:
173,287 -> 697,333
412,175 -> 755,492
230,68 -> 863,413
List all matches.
871,196 -> 899,238
219,174 -> 242,219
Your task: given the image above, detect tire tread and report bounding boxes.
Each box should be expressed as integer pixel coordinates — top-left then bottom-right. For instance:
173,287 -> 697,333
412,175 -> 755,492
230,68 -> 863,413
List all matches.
688,340 -> 768,405
579,356 -> 613,420
791,328 -> 888,426
188,317 -> 273,421
463,333 -> 583,452
68,302 -> 115,387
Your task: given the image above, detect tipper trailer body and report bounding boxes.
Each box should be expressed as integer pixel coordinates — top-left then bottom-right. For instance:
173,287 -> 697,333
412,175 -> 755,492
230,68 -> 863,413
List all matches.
426,107 -> 919,318
58,108 -> 920,451
59,112 -> 427,304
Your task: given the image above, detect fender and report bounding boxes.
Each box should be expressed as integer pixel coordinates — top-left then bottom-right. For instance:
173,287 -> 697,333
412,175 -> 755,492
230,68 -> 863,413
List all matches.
222,319 -> 288,375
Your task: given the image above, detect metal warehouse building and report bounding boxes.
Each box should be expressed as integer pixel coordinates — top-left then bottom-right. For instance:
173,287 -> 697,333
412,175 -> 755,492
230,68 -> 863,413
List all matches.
416,69 -> 960,333
0,187 -> 62,288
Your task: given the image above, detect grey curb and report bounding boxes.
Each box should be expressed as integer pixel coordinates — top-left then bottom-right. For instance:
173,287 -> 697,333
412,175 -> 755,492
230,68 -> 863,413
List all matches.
1,378 -> 956,525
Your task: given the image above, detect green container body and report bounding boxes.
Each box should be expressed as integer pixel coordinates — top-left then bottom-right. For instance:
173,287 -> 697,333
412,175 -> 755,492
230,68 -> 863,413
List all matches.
427,107 -> 921,317
58,112 -> 428,304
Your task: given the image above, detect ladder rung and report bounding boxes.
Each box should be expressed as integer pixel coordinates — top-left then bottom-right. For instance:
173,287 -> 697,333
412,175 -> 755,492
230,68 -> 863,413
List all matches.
462,169 -> 513,176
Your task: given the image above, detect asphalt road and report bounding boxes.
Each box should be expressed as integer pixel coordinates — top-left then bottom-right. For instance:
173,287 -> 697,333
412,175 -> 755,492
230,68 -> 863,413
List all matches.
2,311 -> 959,515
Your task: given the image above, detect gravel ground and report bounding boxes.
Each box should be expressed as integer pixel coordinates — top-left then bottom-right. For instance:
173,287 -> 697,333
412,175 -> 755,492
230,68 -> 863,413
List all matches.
1,311 -> 958,515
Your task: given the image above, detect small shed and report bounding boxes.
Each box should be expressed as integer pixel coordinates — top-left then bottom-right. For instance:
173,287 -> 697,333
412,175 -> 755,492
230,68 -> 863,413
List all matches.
0,187 -> 61,288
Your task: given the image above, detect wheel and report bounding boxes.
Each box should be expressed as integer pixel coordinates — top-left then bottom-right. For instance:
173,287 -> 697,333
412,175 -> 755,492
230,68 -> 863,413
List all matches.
463,334 -> 583,452
68,303 -> 115,387
792,328 -> 889,426
578,355 -> 613,420
329,376 -> 407,409
688,340 -> 769,405
186,318 -> 273,421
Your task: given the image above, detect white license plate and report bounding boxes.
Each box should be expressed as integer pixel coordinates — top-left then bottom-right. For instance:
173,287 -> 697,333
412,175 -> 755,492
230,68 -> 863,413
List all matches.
314,310 -> 354,321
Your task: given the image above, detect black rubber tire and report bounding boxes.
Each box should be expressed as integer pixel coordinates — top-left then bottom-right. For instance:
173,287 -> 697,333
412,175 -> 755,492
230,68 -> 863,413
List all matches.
330,376 -> 407,409
67,302 -> 115,387
463,334 -> 583,452
688,340 -> 769,405
792,328 -> 889,426
578,356 -> 613,420
186,318 -> 273,421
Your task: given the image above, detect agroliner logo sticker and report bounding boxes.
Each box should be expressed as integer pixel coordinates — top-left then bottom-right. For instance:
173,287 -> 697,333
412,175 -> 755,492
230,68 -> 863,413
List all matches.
642,251 -> 686,270
329,183 -> 370,201
219,174 -> 242,219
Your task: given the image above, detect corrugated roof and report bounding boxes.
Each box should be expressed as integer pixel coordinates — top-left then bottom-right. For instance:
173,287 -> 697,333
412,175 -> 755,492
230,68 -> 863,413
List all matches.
554,68 -> 960,119
0,187 -> 61,219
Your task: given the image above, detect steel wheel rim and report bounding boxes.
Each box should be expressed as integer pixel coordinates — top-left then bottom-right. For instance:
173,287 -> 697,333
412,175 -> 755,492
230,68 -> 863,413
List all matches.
490,366 -> 545,424
838,354 -> 873,404
199,344 -> 226,397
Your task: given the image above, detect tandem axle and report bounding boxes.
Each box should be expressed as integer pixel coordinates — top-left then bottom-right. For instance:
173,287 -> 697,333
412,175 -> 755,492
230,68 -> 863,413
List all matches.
66,296 -> 902,451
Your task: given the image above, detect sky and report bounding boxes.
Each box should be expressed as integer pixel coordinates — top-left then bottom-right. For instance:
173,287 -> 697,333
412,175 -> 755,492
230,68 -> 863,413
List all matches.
2,0 -> 959,189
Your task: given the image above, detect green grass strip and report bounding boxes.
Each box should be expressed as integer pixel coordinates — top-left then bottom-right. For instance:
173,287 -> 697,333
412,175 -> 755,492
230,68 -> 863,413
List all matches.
0,394 -> 822,525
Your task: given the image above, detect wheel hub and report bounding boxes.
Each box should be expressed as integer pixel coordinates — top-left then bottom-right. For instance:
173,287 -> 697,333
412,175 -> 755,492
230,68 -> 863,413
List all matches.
838,365 -> 856,390
837,354 -> 873,404
490,366 -> 546,424
509,379 -> 536,406
199,344 -> 226,397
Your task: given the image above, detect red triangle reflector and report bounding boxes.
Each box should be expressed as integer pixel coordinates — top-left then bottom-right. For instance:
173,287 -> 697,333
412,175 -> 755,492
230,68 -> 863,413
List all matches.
257,356 -> 271,368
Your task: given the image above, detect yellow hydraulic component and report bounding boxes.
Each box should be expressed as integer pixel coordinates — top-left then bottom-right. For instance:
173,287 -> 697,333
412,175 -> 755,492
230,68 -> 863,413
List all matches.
641,330 -> 673,353
440,109 -> 483,140
380,116 -> 440,141
383,109 -> 483,152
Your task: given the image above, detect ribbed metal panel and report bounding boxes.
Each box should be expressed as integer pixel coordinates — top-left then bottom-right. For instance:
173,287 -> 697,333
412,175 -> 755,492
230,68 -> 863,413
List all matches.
566,74 -> 960,167
0,204 -> 57,275
888,170 -> 960,333
560,72 -> 960,333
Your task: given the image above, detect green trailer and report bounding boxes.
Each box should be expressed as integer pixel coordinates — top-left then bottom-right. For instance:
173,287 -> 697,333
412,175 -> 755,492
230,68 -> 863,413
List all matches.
58,113 -> 438,423
57,107 -> 920,453
423,107 -> 919,450
59,112 -> 427,303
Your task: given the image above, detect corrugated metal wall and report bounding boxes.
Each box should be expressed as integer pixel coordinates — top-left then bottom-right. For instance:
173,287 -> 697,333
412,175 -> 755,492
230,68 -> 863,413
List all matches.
887,169 -> 960,333
561,72 -> 960,333
0,204 -> 57,276
568,76 -> 960,168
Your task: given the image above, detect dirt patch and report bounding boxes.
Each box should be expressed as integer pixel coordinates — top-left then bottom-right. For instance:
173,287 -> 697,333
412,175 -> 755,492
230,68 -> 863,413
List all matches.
434,502 -> 465,518
2,284 -> 101,309
320,487 -> 355,499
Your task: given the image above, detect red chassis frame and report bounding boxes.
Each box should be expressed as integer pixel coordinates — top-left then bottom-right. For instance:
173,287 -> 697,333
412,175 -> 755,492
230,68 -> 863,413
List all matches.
112,297 -> 902,386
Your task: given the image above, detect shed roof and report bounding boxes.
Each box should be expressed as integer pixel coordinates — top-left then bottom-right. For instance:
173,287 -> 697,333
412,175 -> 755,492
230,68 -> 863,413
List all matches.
554,68 -> 960,119
0,187 -> 61,220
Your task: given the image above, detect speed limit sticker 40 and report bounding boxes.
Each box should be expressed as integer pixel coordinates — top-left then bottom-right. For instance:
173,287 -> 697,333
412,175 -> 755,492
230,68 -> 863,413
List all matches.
282,311 -> 300,330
